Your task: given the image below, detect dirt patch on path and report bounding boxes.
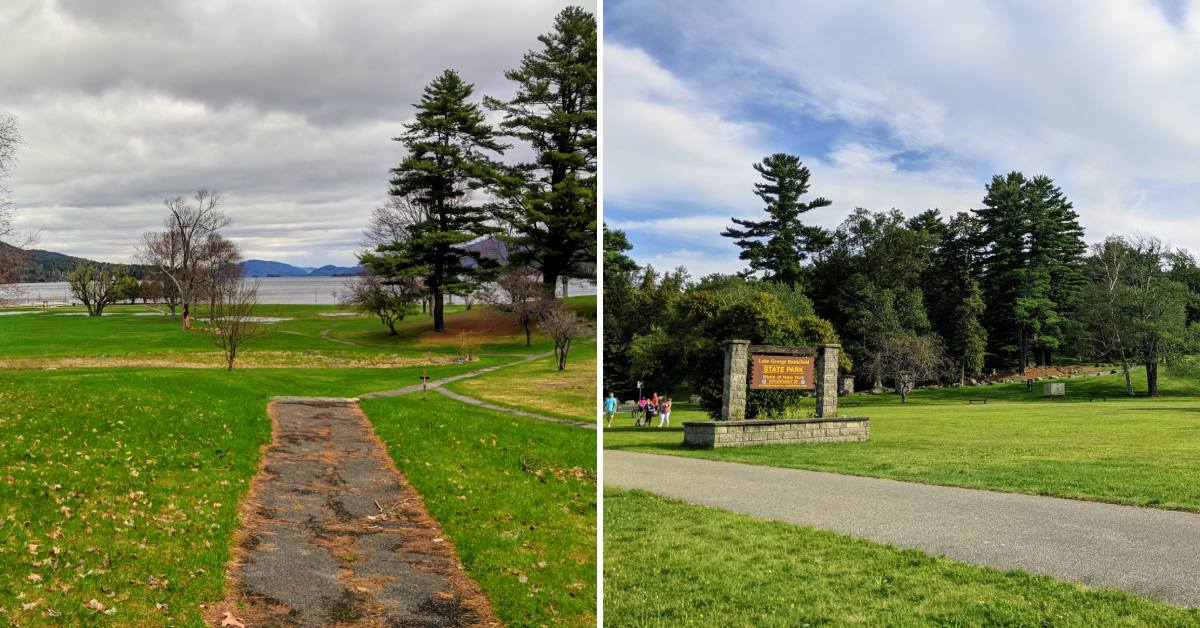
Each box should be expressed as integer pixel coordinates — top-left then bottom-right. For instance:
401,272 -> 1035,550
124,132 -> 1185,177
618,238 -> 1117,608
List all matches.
207,397 -> 498,627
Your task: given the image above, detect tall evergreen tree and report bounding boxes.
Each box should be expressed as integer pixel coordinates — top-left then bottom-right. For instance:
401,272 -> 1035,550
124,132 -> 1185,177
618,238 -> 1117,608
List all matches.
923,211 -> 988,381
373,69 -> 504,333
722,153 -> 831,288
952,279 -> 988,383
1024,175 -> 1086,365
487,6 -> 597,293
973,172 -> 1085,373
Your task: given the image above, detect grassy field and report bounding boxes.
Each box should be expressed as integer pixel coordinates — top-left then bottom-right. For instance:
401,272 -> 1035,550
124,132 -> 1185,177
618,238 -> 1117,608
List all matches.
604,489 -> 1200,627
0,298 -> 596,361
364,395 -> 596,626
605,370 -> 1200,512
445,339 -> 598,422
0,297 -> 597,625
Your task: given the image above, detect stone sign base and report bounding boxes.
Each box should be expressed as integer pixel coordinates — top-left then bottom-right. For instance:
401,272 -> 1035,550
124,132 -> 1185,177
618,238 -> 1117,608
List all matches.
683,418 -> 870,448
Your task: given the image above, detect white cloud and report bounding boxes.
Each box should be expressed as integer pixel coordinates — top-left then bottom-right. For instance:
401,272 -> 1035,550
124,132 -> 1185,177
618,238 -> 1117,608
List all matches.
0,0 -> 593,265
604,44 -> 765,212
606,0 -> 1200,272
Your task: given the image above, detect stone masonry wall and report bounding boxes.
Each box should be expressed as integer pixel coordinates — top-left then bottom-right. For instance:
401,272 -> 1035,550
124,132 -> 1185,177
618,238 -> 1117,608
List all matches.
721,339 -> 750,421
683,417 -> 870,448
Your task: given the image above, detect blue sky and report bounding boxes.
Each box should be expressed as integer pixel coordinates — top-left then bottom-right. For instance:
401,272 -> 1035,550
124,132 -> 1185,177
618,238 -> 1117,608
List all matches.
605,0 -> 1200,276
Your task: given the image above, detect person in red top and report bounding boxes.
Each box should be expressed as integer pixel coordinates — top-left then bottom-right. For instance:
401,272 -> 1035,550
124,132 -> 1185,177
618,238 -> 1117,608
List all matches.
651,392 -> 659,407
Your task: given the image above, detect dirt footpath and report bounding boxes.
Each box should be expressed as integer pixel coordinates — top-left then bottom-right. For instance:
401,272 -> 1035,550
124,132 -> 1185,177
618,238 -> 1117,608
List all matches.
208,397 -> 498,627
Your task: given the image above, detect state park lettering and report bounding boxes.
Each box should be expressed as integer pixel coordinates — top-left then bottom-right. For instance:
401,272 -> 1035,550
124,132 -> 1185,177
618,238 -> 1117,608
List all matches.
750,355 -> 815,390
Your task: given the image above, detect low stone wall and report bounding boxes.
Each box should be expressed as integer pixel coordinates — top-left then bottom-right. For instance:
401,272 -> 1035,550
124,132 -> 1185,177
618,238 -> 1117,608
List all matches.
682,417 -> 870,448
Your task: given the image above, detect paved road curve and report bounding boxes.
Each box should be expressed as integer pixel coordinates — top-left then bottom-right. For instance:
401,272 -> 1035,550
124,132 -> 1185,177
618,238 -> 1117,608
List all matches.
605,449 -> 1200,607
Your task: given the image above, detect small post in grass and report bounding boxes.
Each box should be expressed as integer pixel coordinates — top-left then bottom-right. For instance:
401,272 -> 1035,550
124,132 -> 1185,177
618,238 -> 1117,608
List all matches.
421,368 -> 429,401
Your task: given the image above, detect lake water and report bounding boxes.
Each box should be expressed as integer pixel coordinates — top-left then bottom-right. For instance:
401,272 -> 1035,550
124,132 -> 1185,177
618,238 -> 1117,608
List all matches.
1,276 -> 596,306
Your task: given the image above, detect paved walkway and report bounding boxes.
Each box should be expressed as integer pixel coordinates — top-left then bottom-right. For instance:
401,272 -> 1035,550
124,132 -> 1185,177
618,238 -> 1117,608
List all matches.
214,397 -> 498,627
605,450 -> 1200,607
360,352 -> 553,399
356,352 -> 593,429
435,387 -> 595,428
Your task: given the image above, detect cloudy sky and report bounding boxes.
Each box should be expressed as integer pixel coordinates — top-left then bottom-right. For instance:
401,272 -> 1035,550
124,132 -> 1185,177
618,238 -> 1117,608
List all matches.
606,0 -> 1200,276
0,0 -> 593,267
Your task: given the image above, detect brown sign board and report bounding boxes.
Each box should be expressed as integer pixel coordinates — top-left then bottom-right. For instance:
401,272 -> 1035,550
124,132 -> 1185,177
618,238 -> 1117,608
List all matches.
750,354 -> 815,390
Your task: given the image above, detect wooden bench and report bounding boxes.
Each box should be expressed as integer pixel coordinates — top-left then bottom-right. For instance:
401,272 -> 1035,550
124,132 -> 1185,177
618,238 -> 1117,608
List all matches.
967,399 -> 988,405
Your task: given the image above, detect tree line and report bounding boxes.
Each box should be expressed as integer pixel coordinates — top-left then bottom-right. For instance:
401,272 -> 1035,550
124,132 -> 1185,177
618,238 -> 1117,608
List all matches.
606,153 -> 1200,413
348,6 -> 596,365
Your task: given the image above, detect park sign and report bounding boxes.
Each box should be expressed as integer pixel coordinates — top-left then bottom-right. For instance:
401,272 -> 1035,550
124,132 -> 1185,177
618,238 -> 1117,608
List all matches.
719,341 -> 840,421
686,339 -> 869,448
750,353 -> 815,390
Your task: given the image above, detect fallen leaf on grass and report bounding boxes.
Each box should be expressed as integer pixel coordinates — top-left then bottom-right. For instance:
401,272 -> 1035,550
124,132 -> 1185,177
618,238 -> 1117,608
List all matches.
21,599 -> 41,611
221,611 -> 246,627
85,599 -> 105,612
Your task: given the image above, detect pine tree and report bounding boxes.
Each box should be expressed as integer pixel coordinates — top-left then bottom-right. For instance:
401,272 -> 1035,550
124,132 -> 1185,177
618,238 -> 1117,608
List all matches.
377,69 -> 505,333
722,154 -> 831,289
487,6 -> 597,294
954,279 -> 988,382
973,172 -> 1085,373
1025,175 -> 1086,366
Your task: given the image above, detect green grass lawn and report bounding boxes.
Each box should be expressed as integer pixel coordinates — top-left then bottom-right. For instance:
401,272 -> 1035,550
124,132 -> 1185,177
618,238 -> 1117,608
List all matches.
445,339 -> 597,422
606,370 -> 1200,512
0,298 -> 597,625
0,362 -> 508,626
363,394 -> 596,627
604,489 -> 1200,627
0,297 -> 595,362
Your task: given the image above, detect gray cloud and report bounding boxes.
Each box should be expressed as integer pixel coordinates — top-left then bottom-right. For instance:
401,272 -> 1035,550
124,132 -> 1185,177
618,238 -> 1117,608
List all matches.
0,0 -> 592,265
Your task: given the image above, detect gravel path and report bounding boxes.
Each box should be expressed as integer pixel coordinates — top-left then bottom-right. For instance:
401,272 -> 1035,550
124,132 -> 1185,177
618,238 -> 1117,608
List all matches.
213,397 -> 498,627
605,449 -> 1200,607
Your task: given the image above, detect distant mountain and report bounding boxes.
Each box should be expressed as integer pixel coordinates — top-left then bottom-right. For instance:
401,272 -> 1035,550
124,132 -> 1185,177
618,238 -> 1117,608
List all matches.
0,242 -> 149,282
307,264 -> 362,277
241,259 -> 362,278
241,259 -> 310,277
0,245 -> 359,283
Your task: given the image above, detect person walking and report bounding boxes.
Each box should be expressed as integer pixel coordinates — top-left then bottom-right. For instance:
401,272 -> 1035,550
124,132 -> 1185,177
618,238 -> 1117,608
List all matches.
643,398 -> 656,428
651,392 -> 660,408
604,392 -> 618,428
658,396 -> 673,427
636,396 -> 648,426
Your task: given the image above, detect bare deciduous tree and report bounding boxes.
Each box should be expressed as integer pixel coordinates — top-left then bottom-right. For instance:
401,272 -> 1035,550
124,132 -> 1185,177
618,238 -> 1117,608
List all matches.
67,262 -> 127,317
874,333 -> 948,402
211,278 -> 266,370
0,112 -> 20,222
139,190 -> 229,330
197,233 -> 243,323
0,113 -> 35,302
490,266 -> 554,346
342,271 -> 422,335
538,305 -> 592,371
362,194 -> 427,249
